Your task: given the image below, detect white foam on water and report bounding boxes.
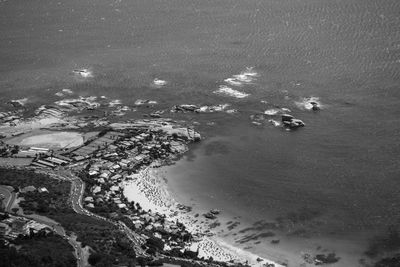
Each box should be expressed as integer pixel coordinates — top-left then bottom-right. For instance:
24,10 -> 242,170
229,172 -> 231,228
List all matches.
73,68 -> 93,78
153,78 -> 167,87
55,96 -> 100,110
214,85 -> 250,99
135,99 -> 158,106
62,88 -> 73,94
10,98 -> 28,106
86,96 -> 97,101
109,99 -> 122,107
233,74 -> 253,83
212,104 -> 230,112
224,78 -> 243,86
223,67 -> 258,87
295,96 -> 323,110
120,106 -> 131,111
56,89 -> 73,97
269,119 -> 281,127
264,109 -> 281,115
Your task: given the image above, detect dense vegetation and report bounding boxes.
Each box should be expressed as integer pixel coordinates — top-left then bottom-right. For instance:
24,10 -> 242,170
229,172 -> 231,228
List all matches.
0,168 -> 67,192
0,168 -> 136,266
0,231 -> 76,267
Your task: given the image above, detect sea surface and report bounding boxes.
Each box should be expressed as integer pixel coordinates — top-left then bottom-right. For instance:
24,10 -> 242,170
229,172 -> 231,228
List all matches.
1,0 -> 400,266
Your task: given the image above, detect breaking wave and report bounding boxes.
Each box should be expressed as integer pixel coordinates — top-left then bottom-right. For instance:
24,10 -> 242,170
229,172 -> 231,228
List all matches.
109,99 -> 122,107
224,67 -> 258,86
214,85 -> 250,99
153,78 -> 167,87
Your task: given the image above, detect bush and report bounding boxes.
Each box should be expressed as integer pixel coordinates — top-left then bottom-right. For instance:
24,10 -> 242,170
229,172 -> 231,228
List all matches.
146,236 -> 164,251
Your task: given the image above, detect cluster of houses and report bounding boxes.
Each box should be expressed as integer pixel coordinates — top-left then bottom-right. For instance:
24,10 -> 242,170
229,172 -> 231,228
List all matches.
0,214 -> 50,245
80,128 -> 189,212
73,127 -> 208,258
0,117 -> 207,260
31,153 -> 71,169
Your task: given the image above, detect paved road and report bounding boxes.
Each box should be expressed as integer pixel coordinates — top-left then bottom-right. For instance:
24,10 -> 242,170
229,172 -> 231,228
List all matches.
34,167 -> 147,261
0,183 -> 85,267
23,213 -> 85,267
65,172 -> 146,254
0,185 -> 16,212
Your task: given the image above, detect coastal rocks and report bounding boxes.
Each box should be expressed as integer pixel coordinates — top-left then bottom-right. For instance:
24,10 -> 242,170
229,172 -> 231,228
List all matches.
251,112 -> 305,129
251,114 -> 279,127
176,204 -> 192,213
204,209 -> 220,220
264,107 -> 291,116
314,253 -> 340,265
281,114 -> 294,122
55,96 -> 100,111
250,114 -> 266,122
8,98 -> 28,108
204,213 -> 217,219
199,104 -> 234,113
268,120 -> 280,127
295,96 -> 323,111
281,114 -> 305,129
264,109 -> 280,116
0,111 -> 23,126
149,111 -> 164,118
210,209 -> 220,215
73,68 -> 93,78
108,99 -> 122,107
135,99 -> 158,106
55,89 -> 74,97
302,253 -> 340,265
35,105 -> 65,118
150,123 -> 201,142
171,104 -> 234,114
288,119 -> 305,128
171,104 -> 199,113
310,101 -> 320,111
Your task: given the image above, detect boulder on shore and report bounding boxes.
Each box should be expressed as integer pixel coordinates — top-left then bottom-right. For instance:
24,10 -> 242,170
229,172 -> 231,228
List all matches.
310,101 -> 320,111
281,114 -> 294,123
281,114 -> 305,129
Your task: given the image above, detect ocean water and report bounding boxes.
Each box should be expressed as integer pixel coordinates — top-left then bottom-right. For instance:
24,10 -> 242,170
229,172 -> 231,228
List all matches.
1,0 -> 400,266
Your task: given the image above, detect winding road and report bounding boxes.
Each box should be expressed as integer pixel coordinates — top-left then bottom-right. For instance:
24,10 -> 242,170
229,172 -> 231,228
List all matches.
0,185 -> 16,212
1,166 -> 146,267
59,169 -> 145,251
0,184 -> 85,266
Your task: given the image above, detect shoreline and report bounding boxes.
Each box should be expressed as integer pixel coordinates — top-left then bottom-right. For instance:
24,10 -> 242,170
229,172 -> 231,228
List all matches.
123,163 -> 285,267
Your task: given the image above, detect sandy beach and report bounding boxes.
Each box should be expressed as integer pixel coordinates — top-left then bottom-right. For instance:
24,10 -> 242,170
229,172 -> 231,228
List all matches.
123,164 -> 284,267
